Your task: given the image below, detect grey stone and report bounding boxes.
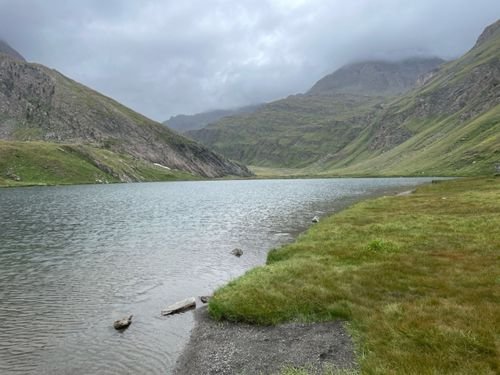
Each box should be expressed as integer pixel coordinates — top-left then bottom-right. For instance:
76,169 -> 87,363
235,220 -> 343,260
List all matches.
113,315 -> 133,330
200,296 -> 212,304
161,297 -> 196,316
231,248 -> 243,257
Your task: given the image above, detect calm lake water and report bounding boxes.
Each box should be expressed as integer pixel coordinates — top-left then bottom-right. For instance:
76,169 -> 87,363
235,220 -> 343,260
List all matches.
0,178 -> 437,374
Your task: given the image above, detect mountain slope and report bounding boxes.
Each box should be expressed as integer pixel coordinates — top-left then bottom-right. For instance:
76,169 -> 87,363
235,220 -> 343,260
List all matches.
188,58 -> 443,168
188,20 -> 499,177
307,57 -> 444,97
164,104 -> 262,133
318,19 -> 500,176
0,51 -> 251,184
0,40 -> 25,62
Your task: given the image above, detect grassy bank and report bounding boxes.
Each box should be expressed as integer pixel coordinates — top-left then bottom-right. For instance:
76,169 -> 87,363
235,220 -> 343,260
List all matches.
209,177 -> 500,374
0,140 -> 198,187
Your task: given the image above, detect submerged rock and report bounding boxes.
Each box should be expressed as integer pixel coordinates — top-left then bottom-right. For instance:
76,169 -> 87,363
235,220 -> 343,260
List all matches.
231,248 -> 243,257
161,297 -> 196,316
113,315 -> 133,330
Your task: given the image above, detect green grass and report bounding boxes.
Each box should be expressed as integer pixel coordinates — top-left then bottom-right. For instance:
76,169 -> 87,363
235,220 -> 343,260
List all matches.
0,140 -> 198,187
322,105 -> 500,177
209,177 -> 500,374
189,94 -> 383,168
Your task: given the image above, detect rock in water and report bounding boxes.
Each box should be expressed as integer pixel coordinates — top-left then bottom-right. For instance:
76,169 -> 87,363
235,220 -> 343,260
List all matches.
161,297 -> 196,316
113,315 -> 133,330
231,248 -> 243,257
200,295 -> 212,304
312,216 -> 320,223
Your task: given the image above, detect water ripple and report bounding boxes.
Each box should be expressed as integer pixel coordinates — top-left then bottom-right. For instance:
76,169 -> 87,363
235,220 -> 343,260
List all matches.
0,178 -> 437,374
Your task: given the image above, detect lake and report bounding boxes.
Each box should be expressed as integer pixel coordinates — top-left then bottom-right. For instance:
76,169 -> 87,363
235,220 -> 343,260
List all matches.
0,178 -> 437,374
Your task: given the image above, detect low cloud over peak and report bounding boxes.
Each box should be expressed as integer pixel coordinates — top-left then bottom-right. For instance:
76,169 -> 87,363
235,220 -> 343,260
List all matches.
1,0 -> 499,120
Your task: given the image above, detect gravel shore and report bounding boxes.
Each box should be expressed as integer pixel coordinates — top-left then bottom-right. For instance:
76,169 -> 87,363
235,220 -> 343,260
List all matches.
174,306 -> 357,374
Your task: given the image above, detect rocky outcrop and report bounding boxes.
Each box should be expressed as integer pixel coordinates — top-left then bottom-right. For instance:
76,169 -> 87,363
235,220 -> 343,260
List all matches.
0,53 -> 252,178
474,19 -> 500,48
366,20 -> 500,151
0,40 -> 26,62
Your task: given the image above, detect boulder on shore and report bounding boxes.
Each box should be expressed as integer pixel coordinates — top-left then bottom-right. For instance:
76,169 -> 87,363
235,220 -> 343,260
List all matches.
113,315 -> 133,330
162,297 -> 196,316
312,216 -> 320,223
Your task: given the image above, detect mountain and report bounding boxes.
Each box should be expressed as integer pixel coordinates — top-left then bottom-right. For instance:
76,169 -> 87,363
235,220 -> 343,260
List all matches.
0,40 -> 25,62
0,48 -> 251,186
187,57 -> 443,168
319,19 -> 500,176
307,58 -> 445,97
188,19 -> 499,177
164,104 -> 263,133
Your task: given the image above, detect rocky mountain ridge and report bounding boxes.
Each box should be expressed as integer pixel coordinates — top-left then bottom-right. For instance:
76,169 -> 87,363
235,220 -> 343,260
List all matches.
307,57 -> 445,97
0,40 -> 25,62
164,104 -> 263,133
187,19 -> 499,176
186,57 -> 444,168
0,48 -> 252,182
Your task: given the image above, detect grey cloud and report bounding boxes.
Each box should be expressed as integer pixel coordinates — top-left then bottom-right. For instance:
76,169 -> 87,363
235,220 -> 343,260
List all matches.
0,0 -> 499,120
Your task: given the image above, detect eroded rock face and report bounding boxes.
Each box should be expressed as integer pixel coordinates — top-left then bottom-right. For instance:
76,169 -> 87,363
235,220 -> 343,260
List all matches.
0,54 -> 253,178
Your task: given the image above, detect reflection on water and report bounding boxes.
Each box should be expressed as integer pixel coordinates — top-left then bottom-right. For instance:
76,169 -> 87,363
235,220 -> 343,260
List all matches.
0,178 -> 436,374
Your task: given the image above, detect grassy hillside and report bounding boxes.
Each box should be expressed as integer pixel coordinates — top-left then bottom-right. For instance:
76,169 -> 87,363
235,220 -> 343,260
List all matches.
0,141 -> 197,187
321,105 -> 500,177
189,21 -> 499,177
189,94 -> 384,168
209,177 -> 500,374
0,52 -> 251,179
163,104 -> 263,133
315,22 -> 500,177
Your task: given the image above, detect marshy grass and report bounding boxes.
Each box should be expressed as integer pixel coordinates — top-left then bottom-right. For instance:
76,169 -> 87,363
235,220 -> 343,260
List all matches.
209,177 -> 500,374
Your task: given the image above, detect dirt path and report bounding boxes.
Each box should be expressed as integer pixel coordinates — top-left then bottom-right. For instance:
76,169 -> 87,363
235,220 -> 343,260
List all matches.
174,306 -> 357,374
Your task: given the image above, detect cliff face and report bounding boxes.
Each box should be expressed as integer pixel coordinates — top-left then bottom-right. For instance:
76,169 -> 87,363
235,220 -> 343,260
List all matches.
0,54 -> 251,178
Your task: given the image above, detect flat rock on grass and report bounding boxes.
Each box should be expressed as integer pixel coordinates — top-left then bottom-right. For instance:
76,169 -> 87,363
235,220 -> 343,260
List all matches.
174,307 -> 357,375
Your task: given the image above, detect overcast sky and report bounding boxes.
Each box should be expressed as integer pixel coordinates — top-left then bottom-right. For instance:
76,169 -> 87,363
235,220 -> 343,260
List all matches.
0,0 -> 499,121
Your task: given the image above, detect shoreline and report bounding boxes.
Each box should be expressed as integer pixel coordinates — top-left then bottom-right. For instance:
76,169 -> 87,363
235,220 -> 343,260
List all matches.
175,177 -> 499,374
172,179 -> 441,374
174,306 -> 358,375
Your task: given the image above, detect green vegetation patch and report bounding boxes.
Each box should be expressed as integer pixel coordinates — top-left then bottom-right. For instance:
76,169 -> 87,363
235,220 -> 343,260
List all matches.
209,177 -> 500,374
0,141 -> 198,187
